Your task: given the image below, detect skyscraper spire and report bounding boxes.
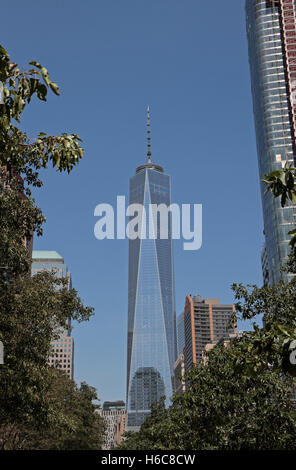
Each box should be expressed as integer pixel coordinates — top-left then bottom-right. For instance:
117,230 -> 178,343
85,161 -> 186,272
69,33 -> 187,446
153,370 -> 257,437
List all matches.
147,105 -> 152,163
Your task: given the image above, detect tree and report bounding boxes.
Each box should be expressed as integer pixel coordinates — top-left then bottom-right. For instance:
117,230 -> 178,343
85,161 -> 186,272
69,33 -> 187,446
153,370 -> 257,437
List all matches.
120,166 -> 296,451
0,44 -> 84,278
25,371 -> 105,450
0,45 -> 101,449
120,342 -> 296,450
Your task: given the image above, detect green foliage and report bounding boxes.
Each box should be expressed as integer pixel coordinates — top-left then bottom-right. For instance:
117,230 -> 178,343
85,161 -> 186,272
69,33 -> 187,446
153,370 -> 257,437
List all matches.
120,344 -> 296,450
262,166 -> 296,207
0,269 -> 96,449
120,166 -> 296,451
25,373 -> 105,450
0,44 -> 84,179
262,165 -> 296,248
0,176 -> 45,278
0,46 -> 103,449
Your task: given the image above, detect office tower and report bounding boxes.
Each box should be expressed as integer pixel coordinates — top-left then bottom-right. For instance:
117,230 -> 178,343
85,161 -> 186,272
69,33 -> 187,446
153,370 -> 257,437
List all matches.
183,295 -> 236,371
246,0 -> 296,284
99,401 -> 126,450
176,312 -> 185,357
126,108 -> 177,432
49,334 -> 74,380
31,250 -> 74,379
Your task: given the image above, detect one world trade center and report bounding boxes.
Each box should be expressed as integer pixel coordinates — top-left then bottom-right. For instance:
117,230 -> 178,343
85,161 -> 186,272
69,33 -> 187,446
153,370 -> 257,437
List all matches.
126,108 -> 177,432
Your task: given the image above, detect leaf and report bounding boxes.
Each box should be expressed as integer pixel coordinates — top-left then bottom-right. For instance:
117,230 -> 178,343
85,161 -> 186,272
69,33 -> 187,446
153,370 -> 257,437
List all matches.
36,83 -> 47,101
288,340 -> 296,351
29,61 -> 42,70
290,190 -> 296,204
49,82 -> 60,96
40,67 -> 50,86
0,45 -> 9,57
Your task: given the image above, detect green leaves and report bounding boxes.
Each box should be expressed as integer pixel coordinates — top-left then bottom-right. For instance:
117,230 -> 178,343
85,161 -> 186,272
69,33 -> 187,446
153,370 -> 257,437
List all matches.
0,45 -> 85,182
0,47 -> 62,131
29,61 -> 60,96
262,166 -> 296,208
262,166 -> 296,249
121,341 -> 296,450
31,132 -> 84,173
36,82 -> 47,101
288,229 -> 296,249
0,46 -> 94,450
121,276 -> 296,450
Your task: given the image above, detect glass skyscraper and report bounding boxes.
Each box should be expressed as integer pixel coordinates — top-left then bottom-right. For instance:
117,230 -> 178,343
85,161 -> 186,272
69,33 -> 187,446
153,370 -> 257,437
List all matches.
126,109 -> 176,431
246,0 -> 296,284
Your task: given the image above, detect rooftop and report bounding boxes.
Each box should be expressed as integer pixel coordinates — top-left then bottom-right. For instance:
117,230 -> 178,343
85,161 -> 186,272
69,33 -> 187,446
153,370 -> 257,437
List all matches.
32,250 -> 64,261
136,162 -> 163,174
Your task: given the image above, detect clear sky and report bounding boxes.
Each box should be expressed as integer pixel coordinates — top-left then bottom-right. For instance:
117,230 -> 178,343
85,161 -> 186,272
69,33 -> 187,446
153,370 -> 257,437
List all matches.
2,0 -> 263,404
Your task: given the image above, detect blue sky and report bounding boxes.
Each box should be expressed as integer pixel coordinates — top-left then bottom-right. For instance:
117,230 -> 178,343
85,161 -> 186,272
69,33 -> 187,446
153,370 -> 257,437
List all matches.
2,0 -> 263,404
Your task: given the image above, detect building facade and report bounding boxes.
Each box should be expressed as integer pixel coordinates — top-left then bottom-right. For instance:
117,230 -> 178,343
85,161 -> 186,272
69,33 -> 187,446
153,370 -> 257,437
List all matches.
126,109 -> 177,432
201,331 -> 244,365
174,352 -> 186,394
261,243 -> 271,285
176,312 -> 185,357
100,401 -> 126,450
31,250 -> 74,379
114,412 -> 126,448
183,295 -> 236,371
246,0 -> 296,284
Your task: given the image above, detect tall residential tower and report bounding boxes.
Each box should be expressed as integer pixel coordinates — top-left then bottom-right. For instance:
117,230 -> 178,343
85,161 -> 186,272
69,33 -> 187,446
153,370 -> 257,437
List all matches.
126,109 -> 177,432
246,0 -> 296,284
183,295 -> 236,370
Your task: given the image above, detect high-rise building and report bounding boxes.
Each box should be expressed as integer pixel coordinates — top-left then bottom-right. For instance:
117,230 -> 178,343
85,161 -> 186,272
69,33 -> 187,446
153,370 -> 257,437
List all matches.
246,0 -> 296,284
174,352 -> 186,394
261,243 -> 270,285
31,250 -> 74,379
176,312 -> 185,357
114,413 -> 126,448
126,108 -> 177,432
99,401 -> 126,450
201,331 -> 244,365
183,295 -> 236,371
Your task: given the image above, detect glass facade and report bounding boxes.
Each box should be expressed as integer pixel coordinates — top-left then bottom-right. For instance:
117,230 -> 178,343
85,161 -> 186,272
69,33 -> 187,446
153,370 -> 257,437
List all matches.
126,164 -> 176,431
246,0 -> 296,284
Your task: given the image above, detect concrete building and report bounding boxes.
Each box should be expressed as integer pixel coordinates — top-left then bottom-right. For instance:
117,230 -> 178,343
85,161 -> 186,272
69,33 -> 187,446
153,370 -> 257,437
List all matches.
183,295 -> 236,371
246,0 -> 296,284
201,332 -> 244,365
100,401 -> 126,450
114,412 -> 126,448
174,353 -> 186,394
176,312 -> 185,357
31,250 -> 74,379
